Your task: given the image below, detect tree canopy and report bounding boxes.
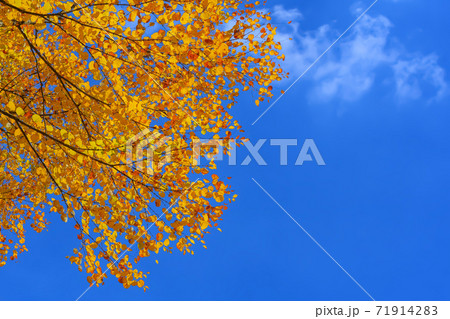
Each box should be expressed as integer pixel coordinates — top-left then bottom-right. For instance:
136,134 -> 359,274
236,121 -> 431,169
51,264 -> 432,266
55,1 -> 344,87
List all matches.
0,0 -> 284,289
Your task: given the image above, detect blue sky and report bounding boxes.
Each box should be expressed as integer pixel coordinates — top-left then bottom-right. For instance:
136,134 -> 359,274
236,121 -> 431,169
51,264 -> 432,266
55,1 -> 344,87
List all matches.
1,0 -> 450,300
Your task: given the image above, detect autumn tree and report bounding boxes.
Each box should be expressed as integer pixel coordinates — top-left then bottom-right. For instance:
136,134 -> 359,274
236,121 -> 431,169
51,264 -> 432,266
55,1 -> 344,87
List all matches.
0,0 -> 285,289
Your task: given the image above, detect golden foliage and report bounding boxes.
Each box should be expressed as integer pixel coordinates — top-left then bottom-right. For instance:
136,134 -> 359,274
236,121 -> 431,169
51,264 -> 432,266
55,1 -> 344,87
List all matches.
0,0 -> 285,289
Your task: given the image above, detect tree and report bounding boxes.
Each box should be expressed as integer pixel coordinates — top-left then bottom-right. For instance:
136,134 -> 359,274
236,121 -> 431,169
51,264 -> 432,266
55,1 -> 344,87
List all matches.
0,0 -> 285,289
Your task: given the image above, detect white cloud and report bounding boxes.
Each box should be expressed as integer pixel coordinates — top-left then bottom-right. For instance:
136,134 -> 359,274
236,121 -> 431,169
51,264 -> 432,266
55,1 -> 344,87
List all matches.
311,14 -> 395,101
272,5 -> 302,22
393,55 -> 448,102
271,5 -> 448,103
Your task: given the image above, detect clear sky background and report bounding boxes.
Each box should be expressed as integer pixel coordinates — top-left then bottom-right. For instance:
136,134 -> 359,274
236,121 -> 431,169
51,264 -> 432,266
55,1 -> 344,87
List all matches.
1,0 -> 450,300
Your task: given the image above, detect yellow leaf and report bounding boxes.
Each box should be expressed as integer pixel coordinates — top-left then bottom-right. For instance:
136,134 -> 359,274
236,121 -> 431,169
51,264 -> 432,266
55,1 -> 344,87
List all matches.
113,59 -> 122,69
43,2 -> 52,13
217,43 -> 229,56
200,12 -> 211,20
32,114 -> 42,123
7,101 -> 15,111
180,13 -> 190,25
216,66 -> 224,75
16,107 -> 24,116
130,10 -> 138,22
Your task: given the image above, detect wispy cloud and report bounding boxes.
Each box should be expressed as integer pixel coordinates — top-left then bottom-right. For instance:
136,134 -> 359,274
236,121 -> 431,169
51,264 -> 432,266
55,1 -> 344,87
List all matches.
271,5 -> 448,103
393,55 -> 448,102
